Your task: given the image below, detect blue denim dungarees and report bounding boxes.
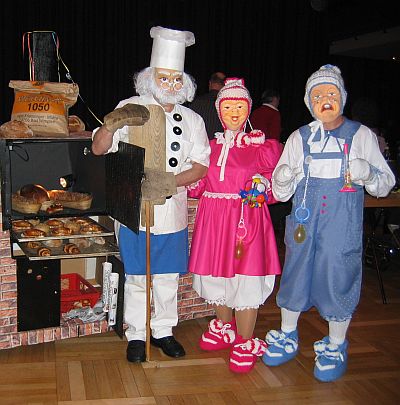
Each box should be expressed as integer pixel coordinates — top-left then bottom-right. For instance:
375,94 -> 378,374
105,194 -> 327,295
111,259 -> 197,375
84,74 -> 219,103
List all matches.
277,119 -> 364,321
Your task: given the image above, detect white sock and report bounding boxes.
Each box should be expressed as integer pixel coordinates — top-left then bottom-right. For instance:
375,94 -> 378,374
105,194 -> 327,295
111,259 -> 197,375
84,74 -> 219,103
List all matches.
329,319 -> 351,345
281,308 -> 300,333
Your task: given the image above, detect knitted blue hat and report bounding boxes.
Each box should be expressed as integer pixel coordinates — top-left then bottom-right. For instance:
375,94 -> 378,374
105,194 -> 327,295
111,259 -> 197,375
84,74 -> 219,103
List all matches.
304,64 -> 347,117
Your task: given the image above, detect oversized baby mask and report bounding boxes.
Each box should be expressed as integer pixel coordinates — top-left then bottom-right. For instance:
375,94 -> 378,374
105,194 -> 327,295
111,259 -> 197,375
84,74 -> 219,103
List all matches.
216,78 -> 252,131
304,64 -> 347,124
310,83 -> 341,124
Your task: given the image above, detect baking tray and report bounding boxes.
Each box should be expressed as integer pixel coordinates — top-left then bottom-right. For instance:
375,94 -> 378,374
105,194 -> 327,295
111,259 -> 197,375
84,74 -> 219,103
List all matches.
12,217 -> 114,242
18,238 -> 119,260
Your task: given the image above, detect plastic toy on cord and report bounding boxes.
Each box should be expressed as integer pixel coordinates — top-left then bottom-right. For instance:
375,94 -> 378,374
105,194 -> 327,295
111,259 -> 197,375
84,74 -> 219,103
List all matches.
340,143 -> 356,192
239,177 -> 269,208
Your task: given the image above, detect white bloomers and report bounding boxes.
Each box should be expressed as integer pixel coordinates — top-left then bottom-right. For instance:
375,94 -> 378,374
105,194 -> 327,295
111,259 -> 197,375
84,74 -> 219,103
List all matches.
192,273 -> 275,310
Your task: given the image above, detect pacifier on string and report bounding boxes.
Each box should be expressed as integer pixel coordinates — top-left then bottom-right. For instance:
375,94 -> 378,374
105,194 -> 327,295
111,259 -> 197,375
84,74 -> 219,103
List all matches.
293,155 -> 312,244
294,204 -> 310,243
235,201 -> 248,259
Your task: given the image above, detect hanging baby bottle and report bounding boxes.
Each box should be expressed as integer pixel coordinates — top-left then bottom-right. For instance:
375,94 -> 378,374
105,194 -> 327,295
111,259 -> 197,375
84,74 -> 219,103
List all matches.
340,143 -> 356,192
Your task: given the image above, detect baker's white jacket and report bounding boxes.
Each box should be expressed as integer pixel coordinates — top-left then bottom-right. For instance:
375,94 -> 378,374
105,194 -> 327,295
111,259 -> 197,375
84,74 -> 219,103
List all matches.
93,94 -> 210,234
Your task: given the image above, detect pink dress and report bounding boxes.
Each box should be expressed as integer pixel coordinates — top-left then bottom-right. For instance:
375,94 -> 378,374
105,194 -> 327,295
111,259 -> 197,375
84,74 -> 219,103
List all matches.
188,133 -> 282,278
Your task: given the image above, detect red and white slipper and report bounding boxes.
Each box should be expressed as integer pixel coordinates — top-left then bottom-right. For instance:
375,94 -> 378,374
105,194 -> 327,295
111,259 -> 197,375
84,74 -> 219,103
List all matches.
229,335 -> 267,373
199,318 -> 236,351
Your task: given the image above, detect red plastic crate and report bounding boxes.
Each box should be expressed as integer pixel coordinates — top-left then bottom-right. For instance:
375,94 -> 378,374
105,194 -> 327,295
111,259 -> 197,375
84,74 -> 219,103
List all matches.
60,273 -> 100,313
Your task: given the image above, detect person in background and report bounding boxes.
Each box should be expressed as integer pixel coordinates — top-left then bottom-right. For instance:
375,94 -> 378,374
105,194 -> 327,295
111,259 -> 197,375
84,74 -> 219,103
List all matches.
351,96 -> 388,154
92,26 -> 210,363
262,64 -> 395,382
187,78 -> 282,374
189,71 -> 226,139
249,89 -> 281,141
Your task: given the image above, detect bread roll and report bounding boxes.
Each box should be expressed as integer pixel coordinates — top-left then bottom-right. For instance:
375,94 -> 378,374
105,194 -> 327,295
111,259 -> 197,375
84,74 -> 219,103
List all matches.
63,243 -> 80,254
89,236 -> 105,245
40,200 -> 55,212
64,220 -> 81,234
37,247 -> 51,257
68,115 -> 85,132
69,237 -> 92,249
46,203 -> 64,214
34,223 -> 50,235
45,219 -> 64,229
19,184 -> 49,203
51,226 -> 72,236
21,228 -> 47,238
81,224 -> 102,234
27,241 -> 42,249
44,239 -> 63,248
12,220 -> 32,232
0,120 -> 34,138
28,219 -> 40,227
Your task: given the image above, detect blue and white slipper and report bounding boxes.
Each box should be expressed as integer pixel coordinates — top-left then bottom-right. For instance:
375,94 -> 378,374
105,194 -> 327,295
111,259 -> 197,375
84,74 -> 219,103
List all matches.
262,329 -> 299,366
314,336 -> 348,382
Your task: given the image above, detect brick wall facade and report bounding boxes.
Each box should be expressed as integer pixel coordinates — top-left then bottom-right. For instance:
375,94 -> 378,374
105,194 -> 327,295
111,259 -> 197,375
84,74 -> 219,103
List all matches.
0,190 -> 213,350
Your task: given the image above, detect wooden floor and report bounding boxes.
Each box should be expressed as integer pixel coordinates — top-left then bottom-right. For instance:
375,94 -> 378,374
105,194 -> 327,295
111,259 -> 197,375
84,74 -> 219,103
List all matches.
1,234 -> 400,404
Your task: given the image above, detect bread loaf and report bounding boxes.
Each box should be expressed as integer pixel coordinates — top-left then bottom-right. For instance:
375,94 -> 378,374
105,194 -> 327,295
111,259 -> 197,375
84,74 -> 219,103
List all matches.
19,184 -> 49,203
68,115 -> 85,132
0,120 -> 34,138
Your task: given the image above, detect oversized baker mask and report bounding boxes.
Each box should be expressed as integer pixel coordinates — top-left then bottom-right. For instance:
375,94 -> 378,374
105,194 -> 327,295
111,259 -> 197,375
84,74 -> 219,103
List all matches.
304,64 -> 347,123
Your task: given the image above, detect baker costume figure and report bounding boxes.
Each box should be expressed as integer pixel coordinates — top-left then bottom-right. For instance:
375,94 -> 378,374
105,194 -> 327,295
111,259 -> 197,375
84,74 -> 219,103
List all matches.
92,26 -> 210,362
262,65 -> 395,382
187,78 -> 282,373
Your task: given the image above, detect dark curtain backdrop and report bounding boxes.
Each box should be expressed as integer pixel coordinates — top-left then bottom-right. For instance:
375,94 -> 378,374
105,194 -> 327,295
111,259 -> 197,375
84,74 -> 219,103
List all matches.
1,0 -> 399,142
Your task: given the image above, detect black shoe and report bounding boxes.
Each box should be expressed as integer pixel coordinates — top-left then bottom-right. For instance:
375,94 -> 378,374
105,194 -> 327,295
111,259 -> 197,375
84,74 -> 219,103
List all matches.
150,335 -> 186,358
126,340 -> 146,363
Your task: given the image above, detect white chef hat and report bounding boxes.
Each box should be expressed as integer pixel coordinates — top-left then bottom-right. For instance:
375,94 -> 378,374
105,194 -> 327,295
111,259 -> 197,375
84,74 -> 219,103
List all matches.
149,26 -> 195,72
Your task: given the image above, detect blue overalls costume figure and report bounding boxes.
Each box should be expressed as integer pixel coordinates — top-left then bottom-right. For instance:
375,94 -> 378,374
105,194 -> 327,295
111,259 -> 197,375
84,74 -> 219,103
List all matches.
262,65 -> 395,382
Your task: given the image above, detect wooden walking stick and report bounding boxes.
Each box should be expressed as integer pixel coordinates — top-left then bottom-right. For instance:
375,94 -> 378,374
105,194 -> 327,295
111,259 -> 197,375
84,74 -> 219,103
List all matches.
128,105 -> 166,362
145,200 -> 152,362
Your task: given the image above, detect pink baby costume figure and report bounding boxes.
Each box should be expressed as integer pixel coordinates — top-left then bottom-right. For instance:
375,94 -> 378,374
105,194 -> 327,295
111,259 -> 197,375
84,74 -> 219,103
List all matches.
187,78 -> 282,373
262,65 -> 395,382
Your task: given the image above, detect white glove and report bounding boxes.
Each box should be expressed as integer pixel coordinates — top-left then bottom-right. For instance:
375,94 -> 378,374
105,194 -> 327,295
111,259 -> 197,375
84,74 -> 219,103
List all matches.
274,164 -> 297,186
349,158 -> 372,182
